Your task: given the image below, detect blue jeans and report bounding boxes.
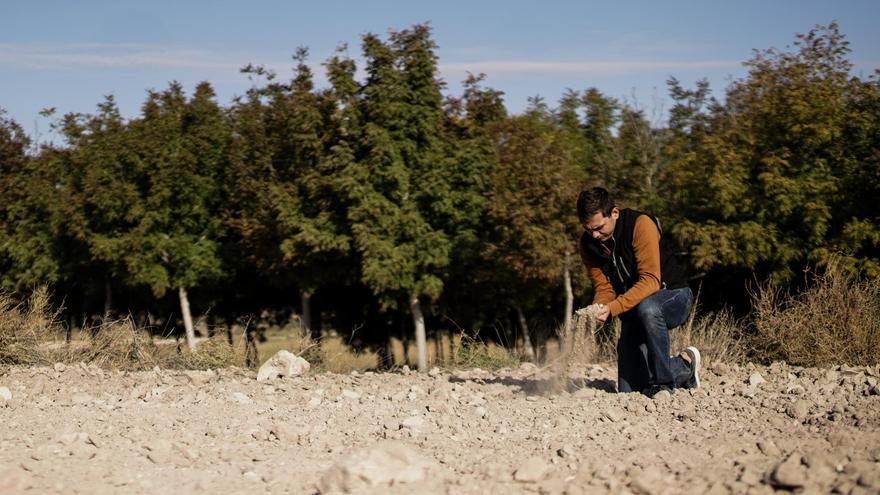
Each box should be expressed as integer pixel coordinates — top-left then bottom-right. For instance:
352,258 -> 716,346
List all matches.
616,287 -> 693,393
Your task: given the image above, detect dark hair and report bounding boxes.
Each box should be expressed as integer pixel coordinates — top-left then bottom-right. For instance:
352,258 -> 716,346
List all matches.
576,187 -> 614,222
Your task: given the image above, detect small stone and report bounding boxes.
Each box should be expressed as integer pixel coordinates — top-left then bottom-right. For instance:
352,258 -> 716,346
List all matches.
475,406 -> 488,418
308,397 -> 322,407
786,400 -> 810,420
603,408 -> 624,422
400,416 -> 425,430
557,445 -> 576,458
748,372 -> 767,387
769,453 -> 807,489
318,441 -> 437,493
53,363 -> 66,373
428,367 -> 441,377
269,424 -> 299,442
652,390 -> 672,402
757,440 -> 781,457
785,384 -> 806,395
645,402 -> 657,413
232,392 -> 253,405
0,387 -> 12,403
572,388 -> 596,399
519,362 -> 538,372
740,386 -> 758,398
256,350 -> 310,382
341,389 -> 361,401
514,456 -> 550,482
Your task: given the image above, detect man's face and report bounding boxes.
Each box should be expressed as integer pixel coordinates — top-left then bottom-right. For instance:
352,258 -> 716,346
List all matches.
582,208 -> 619,241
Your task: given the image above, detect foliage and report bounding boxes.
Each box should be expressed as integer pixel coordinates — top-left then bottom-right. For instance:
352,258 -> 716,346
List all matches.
665,23 -> 878,283
1,22 -> 878,370
0,110 -> 65,292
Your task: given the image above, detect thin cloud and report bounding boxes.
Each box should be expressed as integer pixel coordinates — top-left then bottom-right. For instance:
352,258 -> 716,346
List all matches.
440,60 -> 741,76
0,43 -> 242,71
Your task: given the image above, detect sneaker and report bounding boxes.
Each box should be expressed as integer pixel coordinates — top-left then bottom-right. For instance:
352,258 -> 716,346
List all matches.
683,346 -> 701,389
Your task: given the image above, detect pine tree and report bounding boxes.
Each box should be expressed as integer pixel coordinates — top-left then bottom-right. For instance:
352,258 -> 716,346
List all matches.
340,25 -> 455,370
0,110 -> 62,293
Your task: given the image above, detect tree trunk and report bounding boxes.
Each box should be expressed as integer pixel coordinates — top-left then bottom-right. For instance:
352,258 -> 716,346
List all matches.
435,332 -> 444,366
104,276 -> 113,318
376,320 -> 394,369
400,310 -> 410,367
410,294 -> 427,372
300,291 -> 312,338
563,250 -> 574,338
225,316 -> 234,346
179,286 -> 196,351
516,305 -> 536,362
245,325 -> 258,368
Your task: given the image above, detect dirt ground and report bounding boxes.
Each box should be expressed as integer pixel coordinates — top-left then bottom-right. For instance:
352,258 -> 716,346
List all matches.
1,360 -> 879,494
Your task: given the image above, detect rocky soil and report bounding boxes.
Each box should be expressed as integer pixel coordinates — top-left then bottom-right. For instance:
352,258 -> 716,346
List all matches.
1,359 -> 879,494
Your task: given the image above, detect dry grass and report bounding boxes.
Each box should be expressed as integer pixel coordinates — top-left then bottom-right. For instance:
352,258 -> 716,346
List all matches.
11,264 -> 874,374
0,287 -> 244,370
748,261 -> 880,367
448,332 -> 521,371
673,307 -> 746,366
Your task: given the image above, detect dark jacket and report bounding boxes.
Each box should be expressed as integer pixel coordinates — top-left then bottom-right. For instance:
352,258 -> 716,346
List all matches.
580,208 -> 687,296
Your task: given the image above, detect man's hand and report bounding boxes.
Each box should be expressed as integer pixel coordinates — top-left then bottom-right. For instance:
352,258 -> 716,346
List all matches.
595,304 -> 610,322
577,304 -> 611,323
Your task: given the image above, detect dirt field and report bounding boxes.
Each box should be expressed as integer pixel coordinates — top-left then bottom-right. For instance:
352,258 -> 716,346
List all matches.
1,360 -> 879,494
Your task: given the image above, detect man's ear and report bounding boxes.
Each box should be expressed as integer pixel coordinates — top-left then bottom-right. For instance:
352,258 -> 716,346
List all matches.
610,207 -> 620,220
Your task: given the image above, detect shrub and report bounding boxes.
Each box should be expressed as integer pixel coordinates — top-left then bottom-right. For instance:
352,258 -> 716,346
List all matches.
748,261 -> 880,367
750,262 -> 880,366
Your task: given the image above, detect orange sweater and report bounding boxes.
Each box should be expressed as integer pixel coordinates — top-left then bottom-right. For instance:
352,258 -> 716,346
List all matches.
584,215 -> 661,317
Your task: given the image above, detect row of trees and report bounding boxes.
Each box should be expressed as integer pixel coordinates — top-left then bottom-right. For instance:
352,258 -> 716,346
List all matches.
1,23 -> 877,368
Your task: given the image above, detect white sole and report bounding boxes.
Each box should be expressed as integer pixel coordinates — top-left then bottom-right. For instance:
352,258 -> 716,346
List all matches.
685,346 -> 701,389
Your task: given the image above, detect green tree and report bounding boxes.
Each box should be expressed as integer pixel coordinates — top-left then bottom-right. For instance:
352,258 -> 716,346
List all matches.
0,110 -> 63,293
340,25 -> 457,370
481,113 -> 584,359
665,23 -> 877,283
86,83 -> 228,349
55,96 -> 144,315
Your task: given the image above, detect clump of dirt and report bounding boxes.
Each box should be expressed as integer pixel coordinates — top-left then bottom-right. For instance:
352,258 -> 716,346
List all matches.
0,360 -> 878,494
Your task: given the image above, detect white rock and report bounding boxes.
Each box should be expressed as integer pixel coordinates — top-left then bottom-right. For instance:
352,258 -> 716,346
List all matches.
0,386 -> 12,403
652,390 -> 672,402
748,372 -> 767,387
341,389 -> 361,401
318,441 -> 438,492
514,456 -> 550,482
770,453 -> 807,488
232,392 -> 253,405
256,350 -> 310,382
399,416 -> 425,430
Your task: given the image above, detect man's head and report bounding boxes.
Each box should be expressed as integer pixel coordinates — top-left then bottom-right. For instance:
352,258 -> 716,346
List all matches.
577,187 -> 619,242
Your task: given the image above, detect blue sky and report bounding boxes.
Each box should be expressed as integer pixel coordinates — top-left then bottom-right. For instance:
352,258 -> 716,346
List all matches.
2,1 -> 878,144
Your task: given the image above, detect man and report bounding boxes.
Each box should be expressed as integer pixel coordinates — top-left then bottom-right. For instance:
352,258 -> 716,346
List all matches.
576,187 -> 699,395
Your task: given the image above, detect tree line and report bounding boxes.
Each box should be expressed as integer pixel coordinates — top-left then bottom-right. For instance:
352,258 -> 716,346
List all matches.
1,23 -> 877,368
